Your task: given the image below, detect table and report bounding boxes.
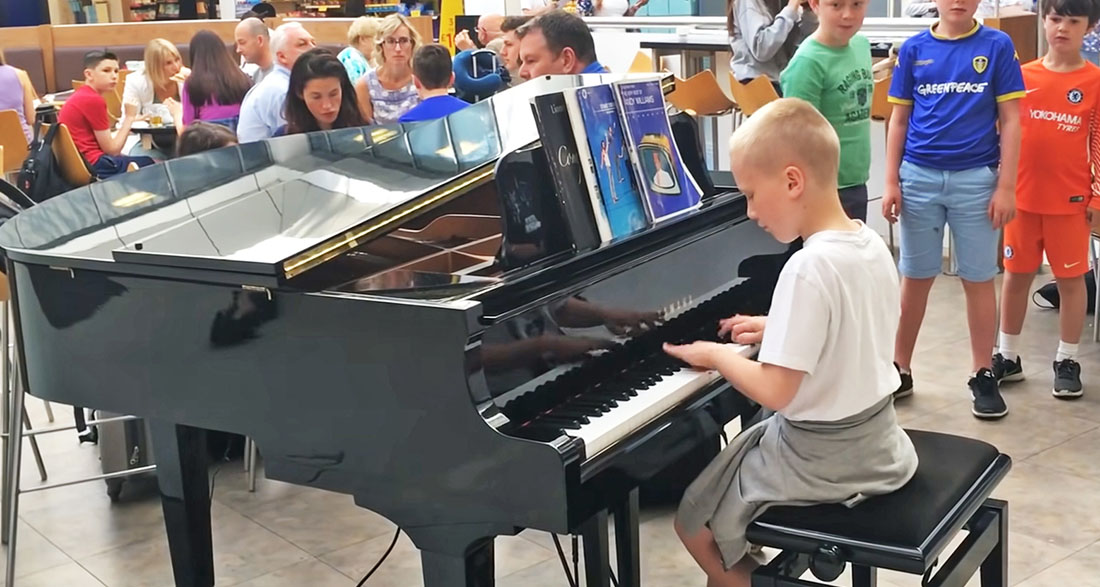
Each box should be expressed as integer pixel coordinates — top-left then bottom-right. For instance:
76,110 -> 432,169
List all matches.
132,124 -> 177,151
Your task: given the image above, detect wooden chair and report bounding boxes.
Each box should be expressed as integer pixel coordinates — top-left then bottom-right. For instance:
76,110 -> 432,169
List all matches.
727,73 -> 779,117
666,70 -> 735,116
49,124 -> 94,187
104,89 -> 123,124
126,161 -> 139,173
0,110 -> 29,176
627,51 -> 654,73
72,80 -> 85,91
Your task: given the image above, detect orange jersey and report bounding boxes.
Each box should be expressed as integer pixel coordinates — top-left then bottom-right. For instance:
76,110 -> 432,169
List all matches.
1016,60 -> 1100,215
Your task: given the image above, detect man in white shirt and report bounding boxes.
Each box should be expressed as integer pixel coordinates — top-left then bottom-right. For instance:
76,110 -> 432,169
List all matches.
236,22 -> 316,143
235,17 -> 275,85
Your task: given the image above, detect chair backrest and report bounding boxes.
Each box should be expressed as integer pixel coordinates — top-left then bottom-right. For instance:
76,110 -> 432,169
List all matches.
627,51 -> 654,73
50,124 -> 94,187
72,80 -> 85,91
727,74 -> 779,117
870,75 -> 893,121
126,161 -> 139,173
0,110 -> 30,175
103,89 -> 122,124
667,71 -> 735,116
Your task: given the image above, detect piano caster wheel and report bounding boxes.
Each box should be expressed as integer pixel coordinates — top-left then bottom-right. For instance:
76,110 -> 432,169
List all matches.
106,478 -> 124,503
809,545 -> 845,582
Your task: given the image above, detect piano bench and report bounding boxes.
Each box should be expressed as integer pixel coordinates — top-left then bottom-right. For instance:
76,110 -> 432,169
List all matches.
745,430 -> 1011,587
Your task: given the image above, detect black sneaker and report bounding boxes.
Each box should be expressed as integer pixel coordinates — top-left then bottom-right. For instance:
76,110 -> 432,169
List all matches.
1052,359 -> 1083,399
893,362 -> 913,399
992,353 -> 1025,383
969,368 -> 1008,419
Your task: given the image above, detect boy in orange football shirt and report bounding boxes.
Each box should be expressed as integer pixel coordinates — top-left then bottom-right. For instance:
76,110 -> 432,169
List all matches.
994,0 -> 1100,398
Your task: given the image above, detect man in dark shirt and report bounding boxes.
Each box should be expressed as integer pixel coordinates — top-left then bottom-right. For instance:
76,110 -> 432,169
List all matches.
516,10 -> 608,80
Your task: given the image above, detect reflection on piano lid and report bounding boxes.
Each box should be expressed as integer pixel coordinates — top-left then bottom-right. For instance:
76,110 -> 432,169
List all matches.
0,73 -> 675,288
333,269 -> 501,298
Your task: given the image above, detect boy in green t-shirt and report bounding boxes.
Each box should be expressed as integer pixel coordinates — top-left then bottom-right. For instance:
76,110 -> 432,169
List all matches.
780,0 -> 872,220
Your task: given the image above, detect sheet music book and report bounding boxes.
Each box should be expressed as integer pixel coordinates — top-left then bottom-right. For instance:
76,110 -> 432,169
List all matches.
530,92 -> 602,251
613,79 -> 703,223
569,85 -> 649,240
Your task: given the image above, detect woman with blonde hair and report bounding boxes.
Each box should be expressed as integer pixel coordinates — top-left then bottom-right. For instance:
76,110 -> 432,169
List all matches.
122,38 -> 190,122
354,13 -> 421,125
339,16 -> 381,84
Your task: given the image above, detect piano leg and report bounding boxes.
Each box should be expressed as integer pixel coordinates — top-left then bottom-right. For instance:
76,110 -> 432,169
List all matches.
149,421 -> 213,587
613,488 -> 641,587
420,538 -> 495,587
581,510 -> 611,587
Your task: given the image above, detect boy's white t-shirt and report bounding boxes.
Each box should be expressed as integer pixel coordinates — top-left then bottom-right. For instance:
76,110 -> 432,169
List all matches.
756,222 -> 901,422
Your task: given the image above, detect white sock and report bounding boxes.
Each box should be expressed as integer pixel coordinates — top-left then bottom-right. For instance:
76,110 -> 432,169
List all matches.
1056,341 -> 1079,362
998,332 -> 1020,361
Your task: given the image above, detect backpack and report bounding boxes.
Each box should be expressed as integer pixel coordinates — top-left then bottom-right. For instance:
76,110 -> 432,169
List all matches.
16,121 -> 77,204
1033,270 -> 1097,314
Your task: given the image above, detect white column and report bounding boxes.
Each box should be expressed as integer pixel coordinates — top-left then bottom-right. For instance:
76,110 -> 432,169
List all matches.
220,0 -> 236,19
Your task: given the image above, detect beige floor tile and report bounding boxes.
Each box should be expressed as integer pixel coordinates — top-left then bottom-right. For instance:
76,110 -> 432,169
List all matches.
232,559 -> 353,587
1015,540 -> 1100,587
239,487 -> 396,556
321,532 -> 554,586
990,462 -> 1100,552
1027,427 -> 1100,478
21,489 -> 165,559
0,522 -> 76,579
17,561 -> 106,587
902,401 -> 1098,462
78,502 -> 311,587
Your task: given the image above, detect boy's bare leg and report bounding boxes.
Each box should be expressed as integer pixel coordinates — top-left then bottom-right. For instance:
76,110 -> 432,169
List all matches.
962,278 -> 997,372
677,522 -> 758,587
1056,275 -> 1086,345
895,276 -> 936,370
999,271 -> 1033,337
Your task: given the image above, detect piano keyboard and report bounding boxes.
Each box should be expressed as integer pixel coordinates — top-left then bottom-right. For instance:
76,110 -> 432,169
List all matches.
499,280 -> 762,460
569,344 -> 756,458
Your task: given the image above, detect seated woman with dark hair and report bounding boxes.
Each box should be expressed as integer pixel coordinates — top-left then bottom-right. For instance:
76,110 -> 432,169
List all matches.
170,30 -> 253,134
283,48 -> 366,134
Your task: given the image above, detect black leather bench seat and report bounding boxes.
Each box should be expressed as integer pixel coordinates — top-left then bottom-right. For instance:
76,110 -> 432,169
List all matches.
747,430 -> 1011,576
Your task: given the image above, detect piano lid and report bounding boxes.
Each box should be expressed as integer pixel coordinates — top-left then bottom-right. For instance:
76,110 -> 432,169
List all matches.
0,73 -> 672,285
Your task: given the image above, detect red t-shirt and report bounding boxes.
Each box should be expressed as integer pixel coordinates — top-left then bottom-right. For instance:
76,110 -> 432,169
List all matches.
57,85 -> 109,165
1016,60 -> 1100,215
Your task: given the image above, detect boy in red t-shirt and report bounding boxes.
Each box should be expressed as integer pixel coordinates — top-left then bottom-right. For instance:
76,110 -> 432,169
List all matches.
58,50 -> 154,179
994,0 -> 1100,398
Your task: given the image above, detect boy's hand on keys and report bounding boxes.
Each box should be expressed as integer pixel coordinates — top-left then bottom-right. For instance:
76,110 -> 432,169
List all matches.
718,315 -> 765,344
663,341 -> 723,371
882,182 -> 901,224
988,186 -> 1016,229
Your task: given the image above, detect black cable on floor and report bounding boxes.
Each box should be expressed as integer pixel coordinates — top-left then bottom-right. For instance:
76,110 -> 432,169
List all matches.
551,534 -> 578,587
571,536 -> 579,586
356,528 -> 401,587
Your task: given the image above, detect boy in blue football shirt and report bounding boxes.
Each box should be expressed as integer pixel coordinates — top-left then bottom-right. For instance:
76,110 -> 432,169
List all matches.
883,0 -> 1024,419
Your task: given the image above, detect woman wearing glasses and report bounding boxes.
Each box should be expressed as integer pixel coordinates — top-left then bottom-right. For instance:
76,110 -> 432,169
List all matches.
355,14 -> 422,124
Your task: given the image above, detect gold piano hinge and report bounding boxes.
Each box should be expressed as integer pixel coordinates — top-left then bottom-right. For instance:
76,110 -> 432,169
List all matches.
241,285 -> 272,301
281,165 -> 496,280
48,266 -> 75,279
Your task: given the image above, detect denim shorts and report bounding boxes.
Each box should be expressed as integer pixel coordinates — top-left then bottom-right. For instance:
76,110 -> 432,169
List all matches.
898,160 -> 999,282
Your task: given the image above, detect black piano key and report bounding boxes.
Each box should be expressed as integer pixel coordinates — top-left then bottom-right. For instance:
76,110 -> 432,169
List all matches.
538,417 -> 584,430
548,410 -> 592,424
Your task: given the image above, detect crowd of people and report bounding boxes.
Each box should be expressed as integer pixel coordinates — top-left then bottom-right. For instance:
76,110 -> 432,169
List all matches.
49,9 -> 611,180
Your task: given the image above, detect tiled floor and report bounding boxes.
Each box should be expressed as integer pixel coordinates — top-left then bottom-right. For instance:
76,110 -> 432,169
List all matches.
4,272 -> 1100,586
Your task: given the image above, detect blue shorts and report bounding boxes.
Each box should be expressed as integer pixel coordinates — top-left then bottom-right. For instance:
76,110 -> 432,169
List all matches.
898,160 -> 999,282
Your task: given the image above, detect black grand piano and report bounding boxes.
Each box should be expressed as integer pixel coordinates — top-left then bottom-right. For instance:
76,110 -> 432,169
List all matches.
0,74 -> 788,587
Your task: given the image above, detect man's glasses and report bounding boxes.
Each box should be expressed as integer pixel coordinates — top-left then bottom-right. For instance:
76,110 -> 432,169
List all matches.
383,37 -> 413,47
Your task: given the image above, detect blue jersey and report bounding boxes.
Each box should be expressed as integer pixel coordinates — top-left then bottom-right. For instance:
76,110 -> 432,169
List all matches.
888,23 -> 1025,170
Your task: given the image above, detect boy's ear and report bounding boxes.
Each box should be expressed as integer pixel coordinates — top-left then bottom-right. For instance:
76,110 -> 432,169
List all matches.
448,72 -> 455,88
412,75 -> 424,90
784,164 -> 806,198
807,0 -> 820,12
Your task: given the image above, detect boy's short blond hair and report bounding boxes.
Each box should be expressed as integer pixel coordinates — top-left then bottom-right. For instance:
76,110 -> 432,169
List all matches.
729,98 -> 840,188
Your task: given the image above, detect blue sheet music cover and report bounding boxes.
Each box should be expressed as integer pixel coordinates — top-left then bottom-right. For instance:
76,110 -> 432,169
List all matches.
614,80 -> 703,222
575,85 -> 648,238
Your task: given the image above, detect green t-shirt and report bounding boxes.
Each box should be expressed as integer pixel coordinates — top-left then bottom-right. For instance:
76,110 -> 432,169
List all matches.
781,34 -> 873,189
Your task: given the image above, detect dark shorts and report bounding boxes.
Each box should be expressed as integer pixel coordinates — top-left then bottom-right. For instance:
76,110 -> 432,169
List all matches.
92,154 -> 156,179
839,184 -> 868,222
